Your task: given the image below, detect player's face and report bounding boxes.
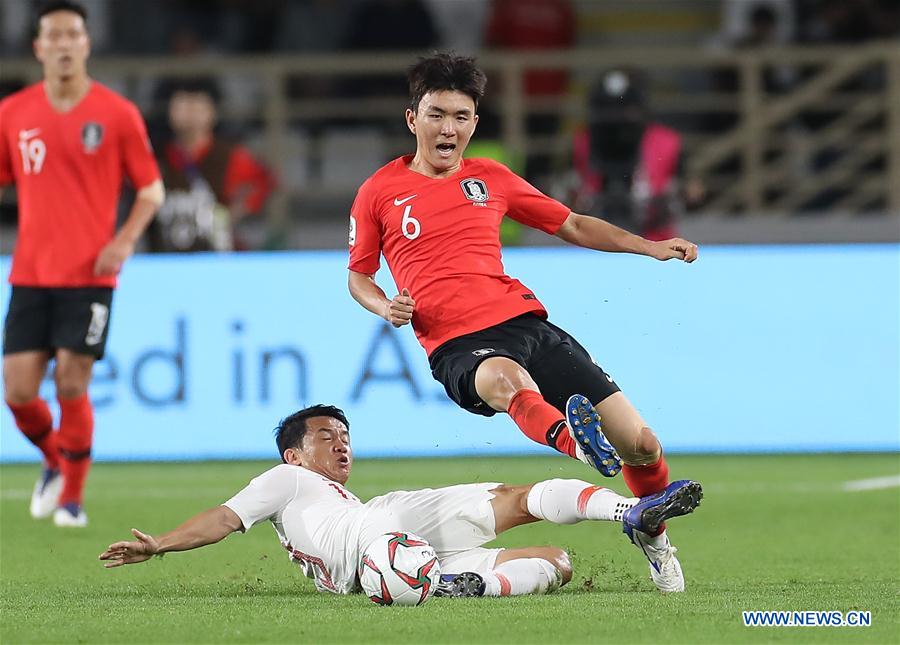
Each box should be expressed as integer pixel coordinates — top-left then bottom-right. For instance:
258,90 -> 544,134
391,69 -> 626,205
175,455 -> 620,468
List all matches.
406,90 -> 478,177
33,11 -> 91,81
288,416 -> 353,484
168,92 -> 217,137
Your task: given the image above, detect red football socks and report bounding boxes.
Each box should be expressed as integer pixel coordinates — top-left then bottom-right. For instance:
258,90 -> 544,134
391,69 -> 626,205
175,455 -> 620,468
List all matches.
57,394 -> 94,507
7,397 -> 59,470
507,389 -> 577,459
622,455 -> 669,497
623,455 -> 670,535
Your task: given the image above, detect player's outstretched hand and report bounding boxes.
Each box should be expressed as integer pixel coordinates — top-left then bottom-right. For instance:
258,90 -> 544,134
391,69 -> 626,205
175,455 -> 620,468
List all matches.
99,528 -> 160,568
387,288 -> 415,327
650,238 -> 699,263
94,238 -> 135,276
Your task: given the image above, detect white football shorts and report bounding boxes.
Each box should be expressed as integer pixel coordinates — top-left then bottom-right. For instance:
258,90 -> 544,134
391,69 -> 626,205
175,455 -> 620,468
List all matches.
359,482 -> 504,575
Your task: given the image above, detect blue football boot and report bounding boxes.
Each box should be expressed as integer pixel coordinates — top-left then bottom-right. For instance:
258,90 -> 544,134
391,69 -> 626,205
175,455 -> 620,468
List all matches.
622,479 -> 703,541
565,394 -> 623,477
622,480 -> 702,593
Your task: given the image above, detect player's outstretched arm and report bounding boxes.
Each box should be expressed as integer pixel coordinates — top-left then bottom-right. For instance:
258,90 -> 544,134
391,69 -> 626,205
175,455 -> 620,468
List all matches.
98,505 -> 242,568
348,270 -> 415,327
555,212 -> 698,263
94,179 -> 165,277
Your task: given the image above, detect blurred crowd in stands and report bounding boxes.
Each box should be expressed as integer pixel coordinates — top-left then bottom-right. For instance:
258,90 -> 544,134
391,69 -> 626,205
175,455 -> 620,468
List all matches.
1,0 -> 897,251
2,0 -> 896,57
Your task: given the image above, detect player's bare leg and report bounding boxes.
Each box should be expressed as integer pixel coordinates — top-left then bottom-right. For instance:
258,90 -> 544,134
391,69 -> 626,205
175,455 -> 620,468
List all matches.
592,393 -> 670,504
594,392 -> 660,466
52,349 -> 96,527
4,351 -> 62,519
54,349 -> 94,399
593,391 -> 697,592
473,357 -> 539,411
474,358 -> 590,462
3,351 -> 50,404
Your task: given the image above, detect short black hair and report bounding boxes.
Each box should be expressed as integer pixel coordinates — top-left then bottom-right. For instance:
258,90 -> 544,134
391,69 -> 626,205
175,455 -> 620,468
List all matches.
274,404 -> 350,462
407,52 -> 487,113
33,1 -> 88,39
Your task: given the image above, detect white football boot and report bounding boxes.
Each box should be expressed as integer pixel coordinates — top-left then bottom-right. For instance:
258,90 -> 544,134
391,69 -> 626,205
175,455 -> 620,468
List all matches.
53,503 -> 88,528
629,530 -> 684,593
29,468 -> 62,519
622,479 -> 702,593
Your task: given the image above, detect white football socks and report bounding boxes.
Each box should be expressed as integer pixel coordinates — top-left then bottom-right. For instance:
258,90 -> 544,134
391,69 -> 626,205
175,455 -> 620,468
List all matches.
483,558 -> 562,596
525,478 -> 638,524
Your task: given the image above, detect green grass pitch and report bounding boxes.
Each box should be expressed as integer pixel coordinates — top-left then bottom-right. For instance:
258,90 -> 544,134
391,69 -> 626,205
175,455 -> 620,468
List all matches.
1,454 -> 898,644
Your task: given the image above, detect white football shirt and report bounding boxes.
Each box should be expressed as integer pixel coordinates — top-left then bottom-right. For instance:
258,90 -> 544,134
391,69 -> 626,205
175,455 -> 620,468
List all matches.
223,464 -> 368,594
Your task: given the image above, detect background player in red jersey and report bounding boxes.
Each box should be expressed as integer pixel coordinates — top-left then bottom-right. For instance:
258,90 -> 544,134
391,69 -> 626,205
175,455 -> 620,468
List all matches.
348,53 -> 699,592
0,1 -> 164,528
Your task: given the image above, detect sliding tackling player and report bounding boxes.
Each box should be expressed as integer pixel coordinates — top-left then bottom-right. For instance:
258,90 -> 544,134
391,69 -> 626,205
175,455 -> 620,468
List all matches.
347,53 -> 700,591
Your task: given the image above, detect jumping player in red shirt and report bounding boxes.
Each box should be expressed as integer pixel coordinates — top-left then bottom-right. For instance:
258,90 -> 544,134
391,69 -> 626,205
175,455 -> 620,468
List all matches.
0,1 -> 164,528
348,53 -> 701,592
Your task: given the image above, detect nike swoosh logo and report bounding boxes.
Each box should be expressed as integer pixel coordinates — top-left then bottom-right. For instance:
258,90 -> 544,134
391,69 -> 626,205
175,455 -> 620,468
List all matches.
393,194 -> 417,206
631,530 -> 660,571
19,128 -> 41,139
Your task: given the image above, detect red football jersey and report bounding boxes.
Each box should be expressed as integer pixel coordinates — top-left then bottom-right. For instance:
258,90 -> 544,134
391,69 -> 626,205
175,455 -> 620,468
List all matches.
348,156 -> 571,355
0,82 -> 160,287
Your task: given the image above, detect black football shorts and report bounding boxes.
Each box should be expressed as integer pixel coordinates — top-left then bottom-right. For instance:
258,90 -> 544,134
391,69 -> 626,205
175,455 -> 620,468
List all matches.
428,313 -> 621,417
3,286 -> 114,359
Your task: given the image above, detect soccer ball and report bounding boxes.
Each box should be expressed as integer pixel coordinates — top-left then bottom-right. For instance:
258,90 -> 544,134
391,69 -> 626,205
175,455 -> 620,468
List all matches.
358,531 -> 441,606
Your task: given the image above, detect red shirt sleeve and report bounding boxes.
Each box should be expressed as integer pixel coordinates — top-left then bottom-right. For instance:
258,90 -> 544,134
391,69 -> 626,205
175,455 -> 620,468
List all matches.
223,145 -> 275,215
497,163 -> 570,234
347,177 -> 382,275
120,101 -> 160,189
0,101 -> 12,185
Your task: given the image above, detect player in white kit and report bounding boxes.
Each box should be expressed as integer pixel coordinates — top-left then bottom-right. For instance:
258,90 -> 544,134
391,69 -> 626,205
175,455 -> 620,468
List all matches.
99,404 -> 701,596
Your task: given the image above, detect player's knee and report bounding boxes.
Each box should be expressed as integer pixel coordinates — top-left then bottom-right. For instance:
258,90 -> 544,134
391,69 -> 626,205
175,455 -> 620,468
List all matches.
3,371 -> 39,405
54,379 -> 88,400
477,374 -> 513,410
547,547 -> 573,585
474,359 -> 534,411
489,484 -> 536,533
54,363 -> 92,400
4,387 -> 38,406
493,484 -> 529,515
625,426 -> 661,465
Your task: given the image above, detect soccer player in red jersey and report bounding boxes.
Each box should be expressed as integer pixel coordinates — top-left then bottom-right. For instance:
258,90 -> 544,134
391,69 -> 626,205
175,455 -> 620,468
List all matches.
348,53 -> 700,592
0,1 -> 164,528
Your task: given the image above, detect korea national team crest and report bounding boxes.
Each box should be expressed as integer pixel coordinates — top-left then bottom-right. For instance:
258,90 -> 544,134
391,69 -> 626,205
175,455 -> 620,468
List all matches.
81,122 -> 104,153
460,178 -> 489,203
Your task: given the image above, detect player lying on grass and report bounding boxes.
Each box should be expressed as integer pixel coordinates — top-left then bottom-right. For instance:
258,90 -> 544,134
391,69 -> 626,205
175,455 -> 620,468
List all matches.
99,404 -> 702,596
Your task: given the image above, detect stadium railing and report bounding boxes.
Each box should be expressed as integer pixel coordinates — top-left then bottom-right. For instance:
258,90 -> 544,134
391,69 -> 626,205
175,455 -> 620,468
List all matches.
2,44 -> 898,229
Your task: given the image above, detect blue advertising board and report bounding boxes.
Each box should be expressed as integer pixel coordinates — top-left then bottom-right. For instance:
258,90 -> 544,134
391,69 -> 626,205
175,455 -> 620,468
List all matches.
1,244 -> 897,461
